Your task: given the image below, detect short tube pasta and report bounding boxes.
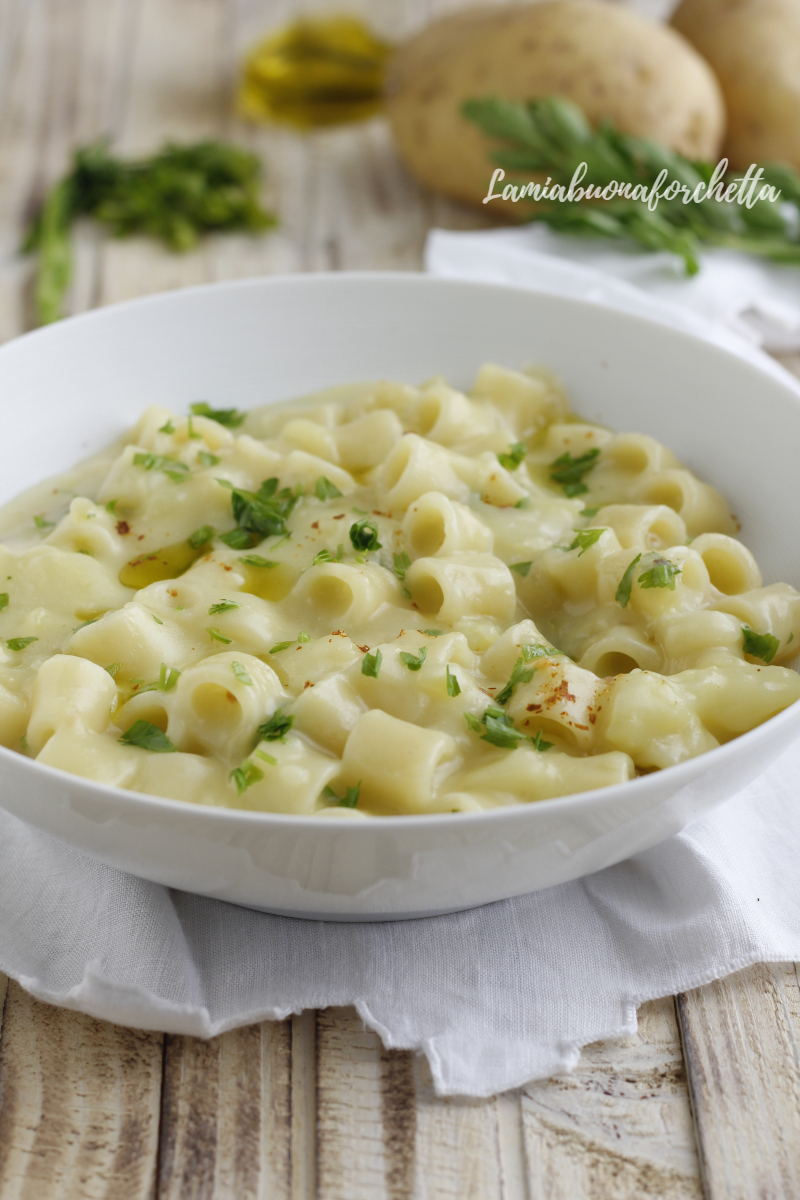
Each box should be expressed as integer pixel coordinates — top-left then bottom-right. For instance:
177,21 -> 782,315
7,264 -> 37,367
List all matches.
406,553 -> 516,624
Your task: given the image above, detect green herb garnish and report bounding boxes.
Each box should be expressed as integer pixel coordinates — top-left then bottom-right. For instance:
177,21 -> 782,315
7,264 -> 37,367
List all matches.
208,599 -> 240,615
6,637 -> 37,651
159,419 -> 175,434
151,614 -> 163,625
521,643 -> 560,662
638,557 -> 682,590
119,720 -> 176,752
496,656 -> 536,705
481,707 -> 526,749
567,529 -> 604,556
531,729 -> 554,752
349,517 -> 381,553
297,631 -> 311,643
104,662 -> 121,678
0,594 -> 8,612
158,663 -> 180,692
220,476 -> 299,541
313,549 -> 334,565
230,759 -> 264,795
615,553 -> 642,609
446,665 -> 461,697
323,782 -> 361,809
510,562 -> 532,577
188,525 -> 214,549
254,749 -> 277,766
258,708 -> 293,741
497,442 -> 526,471
105,500 -> 119,515
393,551 -> 411,580
238,555 -> 278,568
190,402 -> 246,428
198,451 -> 221,467
33,515 -> 54,530
206,627 -> 232,644
132,453 -> 190,484
581,507 -> 600,518
742,625 -> 780,664
549,448 -> 601,497
232,661 -> 252,685
269,640 -> 294,653
219,528 -> 254,549
361,648 -> 382,677
424,629 -> 444,637
400,646 -> 427,672
314,476 -> 343,500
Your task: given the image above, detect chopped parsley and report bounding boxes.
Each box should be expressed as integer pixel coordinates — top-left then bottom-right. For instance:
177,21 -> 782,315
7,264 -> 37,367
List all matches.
0,593 -> 8,612
497,442 -> 526,471
232,661 -> 252,686
521,643 -> 560,662
531,728 -> 553,752
400,646 -> 427,671
206,627 -> 232,644
20,734 -> 28,751
190,401 -> 245,428
33,515 -> 54,529
119,720 -> 176,752
186,415 -> 201,440
104,662 -> 121,678
158,419 -> 175,434
198,450 -> 221,467
239,555 -> 278,568
132,453 -> 190,483
188,525 -> 214,549
639,557 -> 682,591
742,625 -> 780,664
254,748 -> 277,766
349,517 -> 381,553
258,708 -> 293,741
615,553 -> 642,609
393,551 -> 411,580
323,782 -> 361,809
105,499 -> 119,515
297,631 -> 311,643
549,447 -> 601,497
567,528 -> 604,556
314,476 -> 343,500
464,706 -> 525,749
510,561 -> 532,577
158,663 -> 180,692
219,476 -> 299,541
208,599 -> 240,615
219,527 -> 253,549
151,614 -> 163,625
6,637 -> 37,651
313,548 -> 337,565
361,648 -> 382,677
230,759 -> 264,795
581,506 -> 600,518
423,629 -> 444,637
269,640 -> 294,653
496,656 -> 536,705
446,665 -> 461,697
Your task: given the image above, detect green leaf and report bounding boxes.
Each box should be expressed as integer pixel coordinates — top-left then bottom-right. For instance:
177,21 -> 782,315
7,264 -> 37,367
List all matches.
151,614 -> 163,625
510,561 -> 532,577
638,557 -> 682,590
269,640 -> 295,653
567,528 -> 604,556
549,448 -> 601,497
188,524 -> 214,549
223,477 -> 299,541
349,517 -> 381,553
393,551 -> 411,580
258,708 -> 293,741
323,782 -> 361,809
132,453 -> 190,483
34,514 -> 54,530
230,759 -> 264,795
104,662 -> 121,678
208,599 -> 240,615
615,553 -> 642,608
119,720 -> 176,752
481,709 -> 526,749
400,647 -> 427,672
742,625 -> 780,664
238,554 -> 278,568
6,637 -> 37,651
521,643 -> 560,662
159,419 -> 175,434
219,528 -> 255,549
531,728 -> 553,752
105,499 -> 119,515
361,648 -> 382,677
0,593 -> 8,612
158,663 -> 180,692
206,627 -> 232,643
464,712 -> 482,732
496,656 -> 536,705
446,665 -> 461,697
297,631 -> 311,643
497,442 -> 526,471
190,402 -> 246,428
423,629 -> 444,637
314,476 -> 343,500
232,661 -> 252,686
254,748 -> 277,766
581,507 -> 600,518
313,548 -> 334,565
198,450 -> 221,467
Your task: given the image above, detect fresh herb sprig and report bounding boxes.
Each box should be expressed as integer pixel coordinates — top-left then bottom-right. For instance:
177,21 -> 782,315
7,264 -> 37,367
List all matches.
25,140 -> 277,325
462,95 -> 800,276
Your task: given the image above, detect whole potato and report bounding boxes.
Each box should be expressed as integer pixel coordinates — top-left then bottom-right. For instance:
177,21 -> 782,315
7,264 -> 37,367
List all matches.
672,0 -> 800,169
385,1 -> 725,210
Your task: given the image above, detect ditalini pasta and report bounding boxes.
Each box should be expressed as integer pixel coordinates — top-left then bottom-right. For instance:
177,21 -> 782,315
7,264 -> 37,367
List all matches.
1,363 -> 798,817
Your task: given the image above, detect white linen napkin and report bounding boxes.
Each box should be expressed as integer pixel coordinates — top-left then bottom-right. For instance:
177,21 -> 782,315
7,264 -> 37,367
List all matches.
2,737 -> 800,1097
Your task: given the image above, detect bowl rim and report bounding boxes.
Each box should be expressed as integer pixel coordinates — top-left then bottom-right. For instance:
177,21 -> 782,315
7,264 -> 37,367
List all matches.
1,269 -> 799,834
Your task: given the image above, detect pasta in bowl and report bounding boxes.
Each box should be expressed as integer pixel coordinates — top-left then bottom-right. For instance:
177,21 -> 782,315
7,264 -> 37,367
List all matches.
2,360 -> 798,818
0,273 -> 798,916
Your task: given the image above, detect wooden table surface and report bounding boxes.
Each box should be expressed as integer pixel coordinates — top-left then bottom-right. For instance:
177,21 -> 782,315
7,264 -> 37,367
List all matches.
1,2 -> 800,1197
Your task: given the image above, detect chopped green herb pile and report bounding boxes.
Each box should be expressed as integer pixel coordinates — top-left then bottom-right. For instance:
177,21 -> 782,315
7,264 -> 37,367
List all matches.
742,625 -> 780,664
462,95 -> 800,275
25,140 -> 276,324
133,453 -> 189,484
219,476 -> 299,546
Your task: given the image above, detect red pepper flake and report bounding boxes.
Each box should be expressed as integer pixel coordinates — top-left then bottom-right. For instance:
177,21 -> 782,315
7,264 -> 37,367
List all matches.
116,520 -> 131,535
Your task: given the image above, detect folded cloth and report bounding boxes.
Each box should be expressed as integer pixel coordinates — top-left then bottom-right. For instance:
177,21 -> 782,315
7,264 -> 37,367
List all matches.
426,225 -> 800,359
1,736 -> 799,1097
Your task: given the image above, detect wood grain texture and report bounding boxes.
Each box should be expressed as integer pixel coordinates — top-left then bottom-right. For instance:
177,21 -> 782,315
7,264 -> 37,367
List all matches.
158,1019 -> 293,1200
0,978 -> 163,1200
521,997 -> 703,1200
678,962 -> 800,1200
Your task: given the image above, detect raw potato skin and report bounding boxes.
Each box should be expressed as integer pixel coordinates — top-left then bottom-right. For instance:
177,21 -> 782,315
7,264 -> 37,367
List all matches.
672,0 -> 800,170
385,1 -> 726,211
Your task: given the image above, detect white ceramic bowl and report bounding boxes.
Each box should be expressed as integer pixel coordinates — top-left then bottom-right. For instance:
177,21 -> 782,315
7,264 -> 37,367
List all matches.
0,273 -> 798,919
